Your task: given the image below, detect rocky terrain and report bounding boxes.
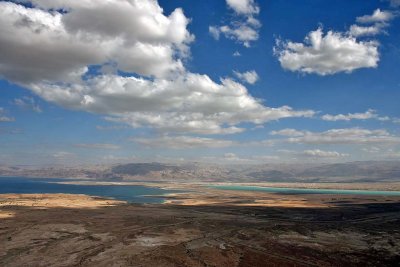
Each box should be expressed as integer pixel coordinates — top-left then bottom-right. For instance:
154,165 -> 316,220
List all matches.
1,192 -> 400,266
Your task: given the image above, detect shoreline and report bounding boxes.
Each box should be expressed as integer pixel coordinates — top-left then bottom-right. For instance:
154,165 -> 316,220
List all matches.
48,180 -> 400,192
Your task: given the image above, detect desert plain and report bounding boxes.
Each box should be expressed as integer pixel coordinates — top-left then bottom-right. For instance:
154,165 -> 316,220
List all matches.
1,184 -> 400,267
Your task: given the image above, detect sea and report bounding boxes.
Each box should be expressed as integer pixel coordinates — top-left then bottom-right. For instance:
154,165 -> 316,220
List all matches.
0,176 -> 177,204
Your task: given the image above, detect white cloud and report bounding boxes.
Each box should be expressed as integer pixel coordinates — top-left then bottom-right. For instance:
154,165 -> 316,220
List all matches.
225,153 -> 279,162
302,149 -> 349,158
0,107 -> 15,122
348,9 -> 397,38
210,23 -> 260,48
233,51 -> 241,57
0,1 -> 193,83
233,70 -> 259,84
274,27 -> 379,75
31,73 -> 314,135
14,96 -> 42,113
209,0 -> 261,47
74,143 -> 120,150
209,26 -> 220,40
356,9 -> 395,24
132,135 -> 235,149
226,0 -> 259,15
0,117 -> 14,122
348,24 -> 385,37
362,146 -> 381,153
271,128 -> 400,145
321,109 -> 389,121
220,24 -> 259,47
224,152 -> 239,158
201,153 -> 280,164
270,128 -> 305,137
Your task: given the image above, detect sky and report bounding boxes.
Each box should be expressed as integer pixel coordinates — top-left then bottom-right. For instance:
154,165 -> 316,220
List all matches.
0,0 -> 400,166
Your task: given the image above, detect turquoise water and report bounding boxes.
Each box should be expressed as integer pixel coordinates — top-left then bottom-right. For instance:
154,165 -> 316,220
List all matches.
0,177 -> 178,203
210,185 -> 400,196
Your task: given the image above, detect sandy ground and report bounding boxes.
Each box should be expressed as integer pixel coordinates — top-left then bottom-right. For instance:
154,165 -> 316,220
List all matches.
162,185 -> 400,208
0,194 -> 123,220
0,193 -> 124,208
163,190 -> 330,207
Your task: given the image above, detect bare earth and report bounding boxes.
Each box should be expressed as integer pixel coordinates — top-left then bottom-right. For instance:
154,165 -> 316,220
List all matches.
1,188 -> 400,266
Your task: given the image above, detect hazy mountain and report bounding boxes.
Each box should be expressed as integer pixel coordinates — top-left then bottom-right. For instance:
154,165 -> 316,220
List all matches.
1,161 -> 400,183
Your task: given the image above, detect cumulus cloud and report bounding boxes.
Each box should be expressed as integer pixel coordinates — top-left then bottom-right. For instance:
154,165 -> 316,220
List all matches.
0,0 -> 314,135
321,109 -> 390,121
0,0 -> 193,83
0,107 -> 15,122
209,0 -> 261,47
301,149 -> 349,158
133,135 -> 236,149
274,27 -> 379,75
356,9 -> 395,24
74,143 -> 120,150
14,96 -> 42,113
233,70 -> 259,84
226,0 -> 259,15
271,128 -> 400,145
30,73 -> 314,135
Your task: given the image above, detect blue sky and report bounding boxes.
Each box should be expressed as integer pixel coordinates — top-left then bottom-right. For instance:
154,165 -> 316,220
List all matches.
0,0 -> 400,165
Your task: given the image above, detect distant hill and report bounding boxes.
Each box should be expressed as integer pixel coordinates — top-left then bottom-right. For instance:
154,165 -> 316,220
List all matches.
111,163 -> 178,176
247,170 -> 295,182
1,161 -> 400,183
297,161 -> 400,180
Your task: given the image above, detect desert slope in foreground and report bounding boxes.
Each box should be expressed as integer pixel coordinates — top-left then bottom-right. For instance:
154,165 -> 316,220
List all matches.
1,192 -> 400,266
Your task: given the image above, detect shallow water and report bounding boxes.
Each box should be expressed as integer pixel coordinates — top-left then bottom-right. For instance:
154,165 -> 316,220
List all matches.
0,176 -> 177,203
210,185 -> 400,196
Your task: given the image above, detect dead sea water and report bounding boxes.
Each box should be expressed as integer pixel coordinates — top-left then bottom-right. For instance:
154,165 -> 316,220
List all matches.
0,176 -> 178,203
